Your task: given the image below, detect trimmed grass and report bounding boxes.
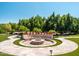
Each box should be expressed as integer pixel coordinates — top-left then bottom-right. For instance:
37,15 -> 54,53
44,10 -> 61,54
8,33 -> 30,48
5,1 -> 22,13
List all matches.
0,34 -> 14,56
66,34 -> 79,37
57,38 -> 79,56
0,52 -> 14,56
52,39 -> 62,46
0,34 -> 9,42
13,39 -> 62,48
56,34 -> 79,38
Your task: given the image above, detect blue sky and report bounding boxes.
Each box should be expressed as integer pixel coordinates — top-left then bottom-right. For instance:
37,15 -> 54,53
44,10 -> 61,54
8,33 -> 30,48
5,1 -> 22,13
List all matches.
0,2 -> 79,23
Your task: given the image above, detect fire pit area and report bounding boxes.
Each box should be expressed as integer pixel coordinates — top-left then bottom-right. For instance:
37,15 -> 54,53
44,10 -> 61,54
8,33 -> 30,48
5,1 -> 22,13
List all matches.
19,39 -> 56,48
18,32 -> 56,47
30,38 -> 44,45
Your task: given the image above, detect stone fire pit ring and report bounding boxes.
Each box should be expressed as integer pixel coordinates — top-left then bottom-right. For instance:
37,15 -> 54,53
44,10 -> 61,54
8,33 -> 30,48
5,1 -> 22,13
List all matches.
30,39 -> 44,45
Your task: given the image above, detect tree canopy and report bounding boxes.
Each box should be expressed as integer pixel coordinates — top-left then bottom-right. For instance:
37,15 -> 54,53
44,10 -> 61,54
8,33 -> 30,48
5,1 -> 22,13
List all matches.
0,12 -> 79,34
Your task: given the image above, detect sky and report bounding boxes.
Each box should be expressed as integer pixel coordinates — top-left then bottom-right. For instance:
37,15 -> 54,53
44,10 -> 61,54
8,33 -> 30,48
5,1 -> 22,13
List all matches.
0,2 -> 79,23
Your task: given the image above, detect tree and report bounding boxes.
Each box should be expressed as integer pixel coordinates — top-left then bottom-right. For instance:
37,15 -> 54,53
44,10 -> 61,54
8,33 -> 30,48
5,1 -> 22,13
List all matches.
43,19 -> 50,32
1,24 -> 12,32
1,12 -> 79,34
29,15 -> 44,31
33,27 -> 42,32
19,26 -> 30,32
10,23 -> 19,31
64,13 -> 72,33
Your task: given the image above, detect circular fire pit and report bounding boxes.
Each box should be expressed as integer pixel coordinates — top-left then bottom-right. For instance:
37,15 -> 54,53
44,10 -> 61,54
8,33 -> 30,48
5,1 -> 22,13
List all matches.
30,38 -> 44,45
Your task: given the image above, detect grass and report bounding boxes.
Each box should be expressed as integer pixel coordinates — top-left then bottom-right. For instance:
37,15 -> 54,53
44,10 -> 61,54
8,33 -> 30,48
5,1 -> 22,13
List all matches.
56,34 -> 79,38
0,34 -> 14,56
13,39 -> 62,48
57,38 -> 79,56
0,52 -> 14,56
0,34 -> 9,42
66,34 -> 79,37
52,39 -> 62,46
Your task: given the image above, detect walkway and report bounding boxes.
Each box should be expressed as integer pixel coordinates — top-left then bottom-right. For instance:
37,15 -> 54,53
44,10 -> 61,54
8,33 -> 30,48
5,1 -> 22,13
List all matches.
0,35 -> 78,56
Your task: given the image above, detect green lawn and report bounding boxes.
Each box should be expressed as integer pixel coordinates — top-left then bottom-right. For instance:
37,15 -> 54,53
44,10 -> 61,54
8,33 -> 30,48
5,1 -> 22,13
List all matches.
56,34 -> 79,38
0,34 -> 14,56
0,34 -> 9,42
66,34 -> 79,37
0,52 -> 14,56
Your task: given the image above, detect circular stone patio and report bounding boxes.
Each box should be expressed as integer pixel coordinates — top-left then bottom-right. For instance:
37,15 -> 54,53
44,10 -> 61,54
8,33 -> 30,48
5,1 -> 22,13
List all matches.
19,39 -> 57,48
0,35 -> 78,56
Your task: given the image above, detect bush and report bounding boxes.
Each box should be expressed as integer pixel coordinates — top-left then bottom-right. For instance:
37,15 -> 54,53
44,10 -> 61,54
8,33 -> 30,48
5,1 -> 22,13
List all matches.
33,28 -> 42,32
19,26 -> 30,32
49,30 -> 56,32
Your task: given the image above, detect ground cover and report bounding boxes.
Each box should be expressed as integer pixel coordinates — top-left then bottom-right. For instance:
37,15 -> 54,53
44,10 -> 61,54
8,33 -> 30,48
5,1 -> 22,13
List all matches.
0,34 -> 14,56
0,34 -> 9,42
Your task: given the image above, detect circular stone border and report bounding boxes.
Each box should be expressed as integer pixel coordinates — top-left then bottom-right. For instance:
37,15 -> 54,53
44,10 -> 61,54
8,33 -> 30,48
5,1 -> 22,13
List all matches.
13,39 -> 62,48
